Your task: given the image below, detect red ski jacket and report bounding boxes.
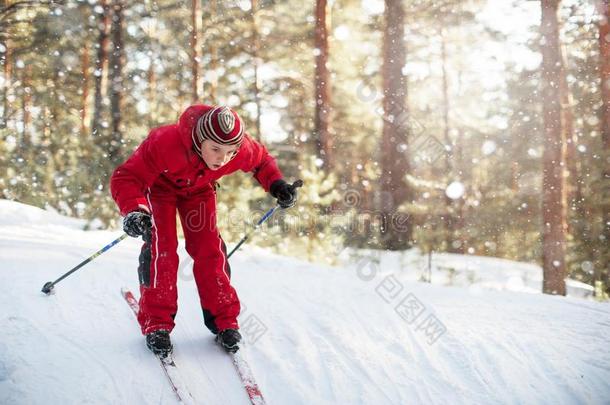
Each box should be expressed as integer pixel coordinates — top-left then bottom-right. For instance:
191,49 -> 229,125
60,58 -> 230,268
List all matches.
110,105 -> 284,216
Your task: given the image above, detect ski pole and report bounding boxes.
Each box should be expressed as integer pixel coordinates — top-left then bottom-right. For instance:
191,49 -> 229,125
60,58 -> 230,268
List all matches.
41,233 -> 129,295
227,179 -> 303,259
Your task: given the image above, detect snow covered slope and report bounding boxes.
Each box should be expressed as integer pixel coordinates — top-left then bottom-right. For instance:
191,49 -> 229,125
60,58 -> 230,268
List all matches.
1,200 -> 609,404
339,248 -> 595,298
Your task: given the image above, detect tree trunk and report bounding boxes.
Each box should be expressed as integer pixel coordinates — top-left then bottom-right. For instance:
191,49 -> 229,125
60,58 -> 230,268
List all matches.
540,0 -> 567,295
380,0 -> 412,250
44,65 -> 64,210
81,45 -> 90,138
21,65 -> 31,153
559,43 -> 578,234
50,67 -> 62,173
91,0 -> 110,138
206,0 -> 218,101
143,15 -> 158,127
108,0 -> 124,166
596,0 -> 610,292
314,0 -> 332,168
148,51 -> 157,127
455,128 -> 465,252
440,28 -> 462,253
42,105 -> 57,202
1,36 -> 10,128
251,0 -> 261,140
190,0 -> 201,102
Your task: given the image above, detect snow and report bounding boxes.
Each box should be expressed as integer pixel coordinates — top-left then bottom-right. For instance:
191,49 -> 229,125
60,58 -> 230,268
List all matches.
1,199 -> 609,404
481,140 -> 497,155
342,248 -> 594,298
445,181 -> 465,200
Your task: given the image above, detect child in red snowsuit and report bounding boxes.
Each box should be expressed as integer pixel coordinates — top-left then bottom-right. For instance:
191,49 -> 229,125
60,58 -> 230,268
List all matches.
110,105 -> 297,355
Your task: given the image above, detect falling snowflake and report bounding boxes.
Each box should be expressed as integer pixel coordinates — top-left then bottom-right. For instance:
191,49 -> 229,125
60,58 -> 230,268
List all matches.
445,181 -> 465,200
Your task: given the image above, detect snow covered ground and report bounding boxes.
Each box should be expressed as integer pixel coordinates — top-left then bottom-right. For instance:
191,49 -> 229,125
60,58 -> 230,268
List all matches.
1,199 -> 609,404
339,248 -> 595,298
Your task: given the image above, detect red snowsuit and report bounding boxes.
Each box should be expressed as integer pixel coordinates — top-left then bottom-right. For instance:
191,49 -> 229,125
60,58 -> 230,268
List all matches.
110,105 -> 283,335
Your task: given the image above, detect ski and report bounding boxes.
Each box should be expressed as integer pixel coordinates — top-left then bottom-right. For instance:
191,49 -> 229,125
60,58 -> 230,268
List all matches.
229,350 -> 266,405
121,288 -> 196,405
123,287 -> 266,404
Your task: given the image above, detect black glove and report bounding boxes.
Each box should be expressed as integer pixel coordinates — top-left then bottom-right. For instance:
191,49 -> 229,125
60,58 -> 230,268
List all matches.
123,211 -> 152,237
270,179 -> 298,209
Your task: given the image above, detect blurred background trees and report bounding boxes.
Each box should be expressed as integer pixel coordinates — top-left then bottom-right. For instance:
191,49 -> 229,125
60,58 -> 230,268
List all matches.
0,0 -> 607,297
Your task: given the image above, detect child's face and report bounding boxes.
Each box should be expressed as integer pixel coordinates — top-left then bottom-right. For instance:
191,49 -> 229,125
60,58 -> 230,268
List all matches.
200,139 -> 240,170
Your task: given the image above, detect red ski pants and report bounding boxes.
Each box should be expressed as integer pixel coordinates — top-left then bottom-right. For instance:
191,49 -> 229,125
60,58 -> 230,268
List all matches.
136,184 -> 240,335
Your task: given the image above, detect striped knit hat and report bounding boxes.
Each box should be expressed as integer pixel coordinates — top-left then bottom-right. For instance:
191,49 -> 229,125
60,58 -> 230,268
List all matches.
194,106 -> 244,147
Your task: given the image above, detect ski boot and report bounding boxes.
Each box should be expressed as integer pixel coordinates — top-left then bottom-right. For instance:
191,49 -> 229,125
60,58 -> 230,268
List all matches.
216,329 -> 242,353
146,330 -> 173,357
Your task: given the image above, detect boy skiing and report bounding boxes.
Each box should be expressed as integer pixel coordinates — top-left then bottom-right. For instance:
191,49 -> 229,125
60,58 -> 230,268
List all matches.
110,105 -> 298,356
